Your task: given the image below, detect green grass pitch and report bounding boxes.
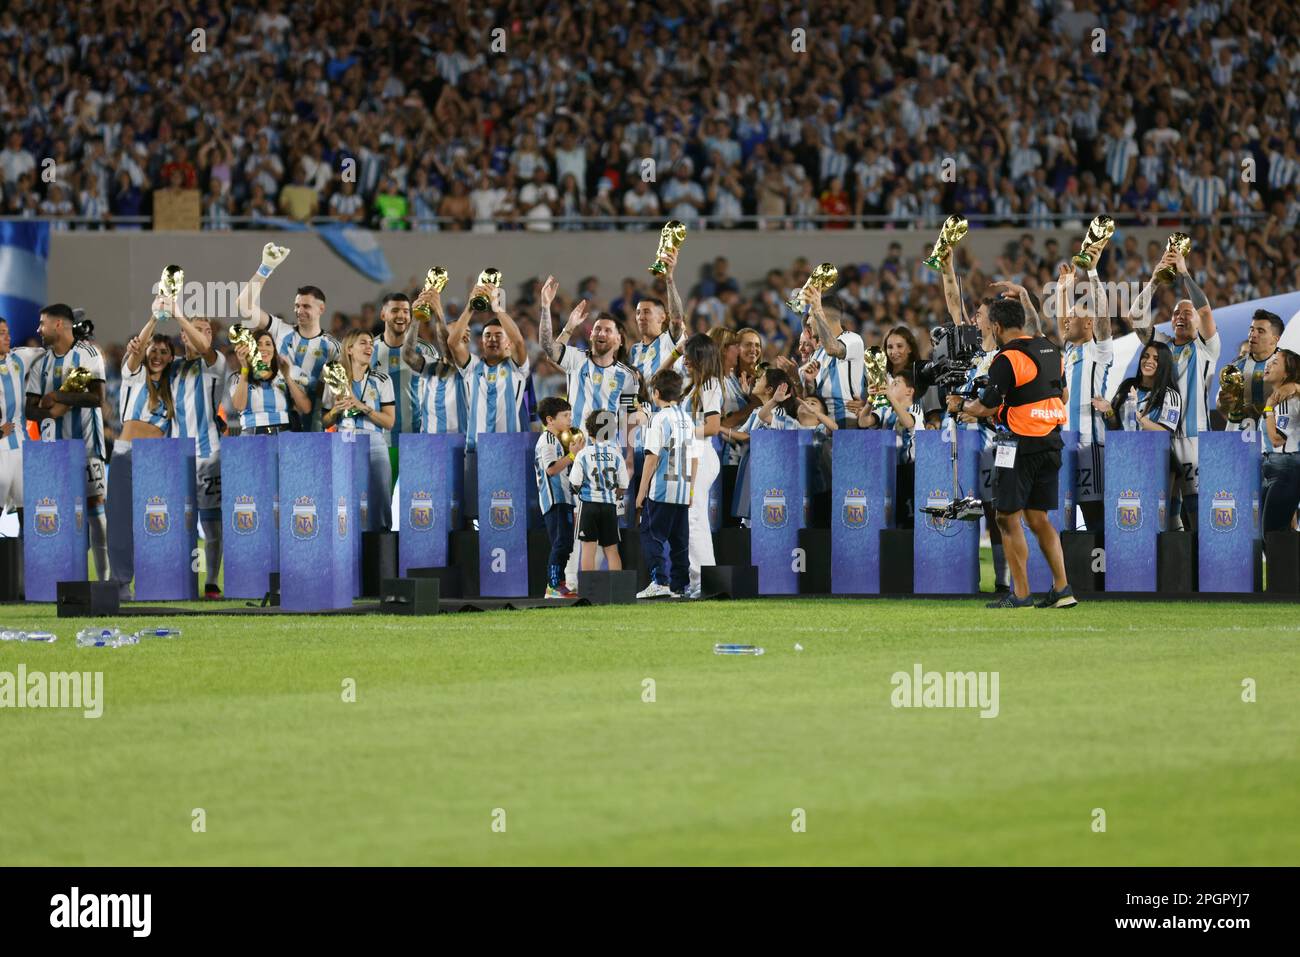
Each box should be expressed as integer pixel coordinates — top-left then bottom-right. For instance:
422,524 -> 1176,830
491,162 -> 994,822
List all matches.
2,595 -> 1297,866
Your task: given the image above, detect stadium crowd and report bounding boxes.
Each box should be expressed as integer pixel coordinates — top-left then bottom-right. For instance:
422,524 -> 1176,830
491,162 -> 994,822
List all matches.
0,1 -> 1297,230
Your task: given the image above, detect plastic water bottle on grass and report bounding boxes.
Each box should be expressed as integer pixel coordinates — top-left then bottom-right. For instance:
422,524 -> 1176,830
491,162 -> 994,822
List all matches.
76,628 -> 134,648
136,628 -> 182,639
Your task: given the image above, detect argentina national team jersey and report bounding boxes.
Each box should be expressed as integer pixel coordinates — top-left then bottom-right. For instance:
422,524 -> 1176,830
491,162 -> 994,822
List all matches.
119,362 -> 173,430
322,371 -> 394,440
460,354 -> 531,449
170,353 -> 226,457
878,402 -> 924,463
534,430 -> 575,513
685,377 -> 723,430
1063,337 -> 1113,445
629,332 -> 675,382
371,335 -> 433,440
1268,397 -> 1300,454
814,330 -> 865,422
1222,350 -> 1274,432
558,345 -> 637,434
720,373 -> 747,465
228,373 -> 291,429
416,362 -> 468,434
1131,387 -> 1182,432
0,347 -> 40,451
27,342 -> 106,459
266,315 -> 339,397
568,440 -> 628,504
644,404 -> 694,505
738,405 -> 799,434
1168,332 -> 1221,439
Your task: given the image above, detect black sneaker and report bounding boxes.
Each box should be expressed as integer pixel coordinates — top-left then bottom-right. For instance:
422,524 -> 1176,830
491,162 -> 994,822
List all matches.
1035,585 -> 1078,609
994,583 -> 1012,594
986,592 -> 1034,609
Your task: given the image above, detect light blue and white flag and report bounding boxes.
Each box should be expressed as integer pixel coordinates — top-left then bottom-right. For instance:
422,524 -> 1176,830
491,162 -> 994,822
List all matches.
0,221 -> 50,345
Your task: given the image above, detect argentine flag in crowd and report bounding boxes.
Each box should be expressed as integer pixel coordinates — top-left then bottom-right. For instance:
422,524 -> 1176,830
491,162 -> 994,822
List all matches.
0,222 -> 49,346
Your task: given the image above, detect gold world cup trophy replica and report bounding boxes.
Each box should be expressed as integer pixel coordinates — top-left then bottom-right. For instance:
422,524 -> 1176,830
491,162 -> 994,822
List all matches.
322,361 -> 362,418
61,366 -> 94,393
1218,364 -> 1247,424
1070,215 -> 1116,269
558,427 -> 585,455
152,264 -> 185,321
470,268 -> 503,312
229,323 -> 271,378
864,347 -> 891,411
785,262 -> 839,315
1153,233 -> 1193,284
412,267 -> 449,321
648,220 -> 687,275
922,215 -> 969,271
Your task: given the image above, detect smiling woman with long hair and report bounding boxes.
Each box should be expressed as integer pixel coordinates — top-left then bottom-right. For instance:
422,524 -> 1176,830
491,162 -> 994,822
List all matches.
107,303 -> 180,600
1261,348 -> 1300,534
228,328 -> 312,433
1098,339 -> 1181,433
323,329 -> 397,529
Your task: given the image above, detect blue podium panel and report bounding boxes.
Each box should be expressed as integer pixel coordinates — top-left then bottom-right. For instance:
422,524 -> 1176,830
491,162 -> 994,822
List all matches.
477,432 -> 534,597
350,434 -> 368,597
221,435 -> 279,600
832,429 -> 897,594
914,428 -> 980,594
749,430 -> 808,595
131,439 -> 198,600
1198,431 -> 1261,592
23,440 -> 88,601
707,435 -> 724,532
1104,430 -> 1171,592
279,433 -> 356,611
1025,435 -> 1077,593
398,433 -> 465,576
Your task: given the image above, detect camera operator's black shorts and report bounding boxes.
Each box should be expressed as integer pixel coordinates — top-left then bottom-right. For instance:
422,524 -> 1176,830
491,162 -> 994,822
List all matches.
993,445 -> 1060,514
578,501 -> 621,546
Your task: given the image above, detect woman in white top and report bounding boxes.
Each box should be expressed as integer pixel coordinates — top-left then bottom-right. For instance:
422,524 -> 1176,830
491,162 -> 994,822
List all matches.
1261,348 -> 1300,534
323,330 -> 397,529
681,333 -> 723,598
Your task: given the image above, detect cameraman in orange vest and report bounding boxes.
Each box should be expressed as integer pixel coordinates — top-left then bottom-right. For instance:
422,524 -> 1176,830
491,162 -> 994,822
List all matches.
947,297 -> 1077,609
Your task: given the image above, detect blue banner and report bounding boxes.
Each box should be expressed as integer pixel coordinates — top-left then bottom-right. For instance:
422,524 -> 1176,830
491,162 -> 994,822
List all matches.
914,428 -> 981,594
279,433 -> 356,610
221,435 -> 279,599
398,433 -> 464,575
22,440 -> 87,601
831,429 -> 896,594
131,439 -> 198,600
1025,431 -> 1077,592
477,431 -> 534,597
315,224 -> 393,284
749,430 -> 807,595
1197,431 -> 1261,592
1104,430 -> 1170,592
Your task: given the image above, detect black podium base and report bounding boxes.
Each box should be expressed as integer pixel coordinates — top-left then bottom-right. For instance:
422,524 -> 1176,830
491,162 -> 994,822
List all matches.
1157,531 -> 1197,594
0,538 -> 21,601
361,531 -> 398,597
577,570 -> 638,604
1061,530 -> 1102,593
407,565 -> 462,598
56,581 -> 119,618
797,528 -> 831,594
701,565 -> 759,599
879,529 -> 914,594
380,577 -> 440,615
1265,530 -> 1300,594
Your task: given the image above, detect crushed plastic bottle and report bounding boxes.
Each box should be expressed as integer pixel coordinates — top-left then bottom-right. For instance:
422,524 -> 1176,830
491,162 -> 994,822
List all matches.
713,643 -> 765,656
0,629 -> 57,642
75,627 -> 137,648
135,627 -> 182,639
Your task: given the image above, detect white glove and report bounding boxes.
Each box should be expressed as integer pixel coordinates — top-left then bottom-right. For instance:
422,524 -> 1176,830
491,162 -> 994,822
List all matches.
258,243 -> 291,276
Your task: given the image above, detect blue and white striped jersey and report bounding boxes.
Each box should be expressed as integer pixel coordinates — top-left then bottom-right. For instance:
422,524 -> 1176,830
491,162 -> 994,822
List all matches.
1168,332 -> 1221,438
1063,337 -> 1113,445
1267,396 -> 1300,454
738,405 -> 799,434
228,372 -> 291,430
568,439 -> 628,505
371,335 -> 434,441
322,370 -> 395,438
534,430 -> 575,513
119,361 -> 173,430
0,347 -> 40,451
685,377 -> 723,428
721,372 -> 748,465
170,352 -> 226,458
813,330 -> 864,422
1221,350 -> 1274,432
416,363 -> 467,434
558,345 -> 638,434
1126,387 -> 1182,432
629,332 -> 675,382
643,404 -> 694,505
459,354 -> 531,450
941,349 -> 1001,451
266,315 -> 339,403
876,401 -> 924,464
26,342 -> 107,459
